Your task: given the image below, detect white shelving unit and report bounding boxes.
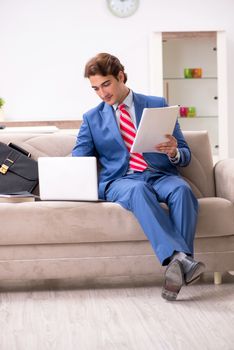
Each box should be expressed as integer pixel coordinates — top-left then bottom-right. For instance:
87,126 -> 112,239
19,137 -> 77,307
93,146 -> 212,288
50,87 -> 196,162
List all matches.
150,31 -> 228,158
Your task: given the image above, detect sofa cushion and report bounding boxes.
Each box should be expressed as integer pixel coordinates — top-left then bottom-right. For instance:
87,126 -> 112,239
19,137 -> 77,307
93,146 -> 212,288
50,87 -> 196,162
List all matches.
0,197 -> 233,245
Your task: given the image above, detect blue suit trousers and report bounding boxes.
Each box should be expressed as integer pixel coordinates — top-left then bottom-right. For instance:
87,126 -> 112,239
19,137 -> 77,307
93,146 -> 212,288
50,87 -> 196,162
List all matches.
105,170 -> 198,265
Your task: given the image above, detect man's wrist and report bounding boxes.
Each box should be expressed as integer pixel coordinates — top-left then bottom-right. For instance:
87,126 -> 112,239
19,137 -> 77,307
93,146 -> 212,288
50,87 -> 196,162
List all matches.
169,148 -> 180,163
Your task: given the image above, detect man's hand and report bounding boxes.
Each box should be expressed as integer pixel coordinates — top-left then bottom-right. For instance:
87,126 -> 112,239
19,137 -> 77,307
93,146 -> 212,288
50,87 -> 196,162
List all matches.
155,134 -> 178,158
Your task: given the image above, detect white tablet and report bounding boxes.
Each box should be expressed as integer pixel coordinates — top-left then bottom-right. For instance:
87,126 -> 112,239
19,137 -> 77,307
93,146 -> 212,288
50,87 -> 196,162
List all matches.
130,105 -> 179,153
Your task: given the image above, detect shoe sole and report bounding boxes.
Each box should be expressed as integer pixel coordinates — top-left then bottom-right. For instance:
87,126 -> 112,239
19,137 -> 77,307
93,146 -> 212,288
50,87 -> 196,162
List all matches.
162,259 -> 184,301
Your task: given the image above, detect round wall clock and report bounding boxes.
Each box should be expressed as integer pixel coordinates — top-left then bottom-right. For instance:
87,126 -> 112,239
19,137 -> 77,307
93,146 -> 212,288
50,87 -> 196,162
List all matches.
107,0 -> 139,18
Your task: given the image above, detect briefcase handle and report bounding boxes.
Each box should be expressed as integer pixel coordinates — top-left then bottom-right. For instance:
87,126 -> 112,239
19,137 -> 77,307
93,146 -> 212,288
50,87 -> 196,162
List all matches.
7,142 -> 31,157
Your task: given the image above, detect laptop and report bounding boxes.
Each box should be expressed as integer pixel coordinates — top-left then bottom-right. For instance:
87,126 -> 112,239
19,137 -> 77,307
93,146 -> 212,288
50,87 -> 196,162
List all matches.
38,157 -> 98,201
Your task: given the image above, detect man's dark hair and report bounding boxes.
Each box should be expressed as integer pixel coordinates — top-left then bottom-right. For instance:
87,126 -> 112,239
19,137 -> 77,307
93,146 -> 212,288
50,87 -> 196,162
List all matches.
84,53 -> 127,83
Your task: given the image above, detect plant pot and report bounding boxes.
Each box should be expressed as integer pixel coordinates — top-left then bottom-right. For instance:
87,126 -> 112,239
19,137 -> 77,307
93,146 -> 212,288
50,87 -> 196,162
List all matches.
0,109 -> 5,121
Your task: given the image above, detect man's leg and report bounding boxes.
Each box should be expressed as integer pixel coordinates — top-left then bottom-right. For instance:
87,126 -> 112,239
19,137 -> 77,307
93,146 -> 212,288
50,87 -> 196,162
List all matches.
149,174 -> 205,285
149,174 -> 198,254
105,173 -> 189,300
105,173 -> 192,265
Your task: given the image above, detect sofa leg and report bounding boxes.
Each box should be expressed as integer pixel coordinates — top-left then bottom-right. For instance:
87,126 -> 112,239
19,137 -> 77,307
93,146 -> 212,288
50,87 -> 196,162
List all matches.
214,272 -> 222,285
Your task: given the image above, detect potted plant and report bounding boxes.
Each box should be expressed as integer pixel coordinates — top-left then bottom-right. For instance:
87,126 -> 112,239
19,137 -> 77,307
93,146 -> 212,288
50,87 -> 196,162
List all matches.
0,98 -> 5,109
0,98 -> 5,121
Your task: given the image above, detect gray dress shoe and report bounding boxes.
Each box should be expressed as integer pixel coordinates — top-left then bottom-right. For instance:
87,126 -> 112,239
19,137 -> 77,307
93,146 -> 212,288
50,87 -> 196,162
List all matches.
161,259 -> 185,301
181,256 -> 206,285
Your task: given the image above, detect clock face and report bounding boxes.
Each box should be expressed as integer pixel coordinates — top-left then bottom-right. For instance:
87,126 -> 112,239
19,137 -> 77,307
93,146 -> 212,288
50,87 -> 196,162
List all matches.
107,0 -> 139,18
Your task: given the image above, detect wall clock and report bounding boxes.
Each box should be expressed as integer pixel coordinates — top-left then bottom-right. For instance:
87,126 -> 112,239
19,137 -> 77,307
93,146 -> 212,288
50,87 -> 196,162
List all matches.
107,0 -> 139,18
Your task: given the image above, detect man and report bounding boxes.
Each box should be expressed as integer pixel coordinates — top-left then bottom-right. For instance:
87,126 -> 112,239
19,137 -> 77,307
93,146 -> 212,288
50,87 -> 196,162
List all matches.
72,52 -> 205,301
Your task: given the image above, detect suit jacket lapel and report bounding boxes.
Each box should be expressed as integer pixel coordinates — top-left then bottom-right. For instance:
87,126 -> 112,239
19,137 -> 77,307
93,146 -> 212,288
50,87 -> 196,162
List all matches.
133,93 -> 147,128
100,103 -> 126,149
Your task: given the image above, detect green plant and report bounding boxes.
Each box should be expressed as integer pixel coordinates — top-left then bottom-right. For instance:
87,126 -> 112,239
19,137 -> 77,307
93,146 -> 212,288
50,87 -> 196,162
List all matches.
0,98 -> 5,109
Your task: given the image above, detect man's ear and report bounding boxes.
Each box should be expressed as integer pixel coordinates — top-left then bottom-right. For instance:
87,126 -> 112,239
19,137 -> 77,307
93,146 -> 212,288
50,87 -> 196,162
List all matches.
117,71 -> 125,82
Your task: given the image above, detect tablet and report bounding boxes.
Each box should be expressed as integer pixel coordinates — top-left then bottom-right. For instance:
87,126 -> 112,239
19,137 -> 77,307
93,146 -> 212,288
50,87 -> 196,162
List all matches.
130,105 -> 179,153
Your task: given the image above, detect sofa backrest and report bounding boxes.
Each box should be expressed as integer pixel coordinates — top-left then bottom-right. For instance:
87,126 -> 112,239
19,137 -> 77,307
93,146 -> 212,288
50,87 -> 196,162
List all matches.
0,133 -> 77,158
0,130 -> 215,198
181,131 -> 215,198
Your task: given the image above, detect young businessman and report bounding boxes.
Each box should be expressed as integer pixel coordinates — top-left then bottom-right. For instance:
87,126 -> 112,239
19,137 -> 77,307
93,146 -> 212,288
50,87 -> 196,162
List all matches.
72,53 -> 205,301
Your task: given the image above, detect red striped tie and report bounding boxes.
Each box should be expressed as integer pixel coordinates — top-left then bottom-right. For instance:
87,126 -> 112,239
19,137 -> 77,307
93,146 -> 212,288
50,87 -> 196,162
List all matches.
118,104 -> 147,172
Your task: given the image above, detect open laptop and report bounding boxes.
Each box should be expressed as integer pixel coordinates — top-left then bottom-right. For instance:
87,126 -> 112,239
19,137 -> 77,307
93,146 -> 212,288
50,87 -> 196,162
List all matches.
38,157 -> 98,201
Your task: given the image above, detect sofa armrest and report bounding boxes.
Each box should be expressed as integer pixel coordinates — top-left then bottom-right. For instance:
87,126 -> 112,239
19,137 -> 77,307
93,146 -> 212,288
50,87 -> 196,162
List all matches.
215,159 -> 234,202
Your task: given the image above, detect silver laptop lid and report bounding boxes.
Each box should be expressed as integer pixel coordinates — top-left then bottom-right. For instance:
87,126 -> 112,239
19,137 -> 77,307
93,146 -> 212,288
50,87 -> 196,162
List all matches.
38,157 -> 98,201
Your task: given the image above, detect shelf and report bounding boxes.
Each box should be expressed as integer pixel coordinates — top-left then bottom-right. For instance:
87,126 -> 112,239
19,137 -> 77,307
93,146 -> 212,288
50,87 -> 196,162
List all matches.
179,116 -> 218,119
164,77 -> 217,80
162,31 -> 217,40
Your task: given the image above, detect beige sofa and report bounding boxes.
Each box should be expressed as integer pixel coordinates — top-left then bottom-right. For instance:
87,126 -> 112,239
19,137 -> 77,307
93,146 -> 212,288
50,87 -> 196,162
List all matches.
0,130 -> 234,286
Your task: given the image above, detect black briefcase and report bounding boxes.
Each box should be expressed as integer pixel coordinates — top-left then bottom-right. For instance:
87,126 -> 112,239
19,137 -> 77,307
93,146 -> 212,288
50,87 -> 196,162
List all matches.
0,142 -> 38,194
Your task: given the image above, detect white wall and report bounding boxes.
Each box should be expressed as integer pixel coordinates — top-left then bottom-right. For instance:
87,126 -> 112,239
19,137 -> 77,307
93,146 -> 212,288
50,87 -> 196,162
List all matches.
1,0 -> 234,155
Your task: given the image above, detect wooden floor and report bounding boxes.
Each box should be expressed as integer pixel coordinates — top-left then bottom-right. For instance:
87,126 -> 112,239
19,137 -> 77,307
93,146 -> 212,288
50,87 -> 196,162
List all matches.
0,277 -> 233,350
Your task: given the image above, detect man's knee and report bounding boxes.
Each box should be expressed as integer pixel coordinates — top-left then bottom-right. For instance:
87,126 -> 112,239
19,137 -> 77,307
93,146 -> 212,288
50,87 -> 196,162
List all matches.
170,182 -> 194,198
130,182 -> 158,205
172,183 -> 198,208
131,182 -> 151,196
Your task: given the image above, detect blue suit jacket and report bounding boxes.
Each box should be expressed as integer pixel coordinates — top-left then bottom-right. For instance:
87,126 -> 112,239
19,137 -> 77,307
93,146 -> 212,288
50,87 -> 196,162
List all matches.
72,92 -> 191,199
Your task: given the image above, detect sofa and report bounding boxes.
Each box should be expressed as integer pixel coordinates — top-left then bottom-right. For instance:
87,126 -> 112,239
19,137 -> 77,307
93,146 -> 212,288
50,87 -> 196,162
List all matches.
0,130 -> 234,286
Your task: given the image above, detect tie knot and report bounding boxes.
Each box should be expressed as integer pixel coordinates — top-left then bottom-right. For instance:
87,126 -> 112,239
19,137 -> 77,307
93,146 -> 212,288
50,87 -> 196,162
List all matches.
118,104 -> 126,111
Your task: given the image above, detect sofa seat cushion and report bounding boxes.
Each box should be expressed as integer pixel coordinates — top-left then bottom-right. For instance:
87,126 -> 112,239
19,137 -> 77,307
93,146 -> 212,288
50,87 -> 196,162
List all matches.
0,201 -> 144,245
0,197 -> 233,245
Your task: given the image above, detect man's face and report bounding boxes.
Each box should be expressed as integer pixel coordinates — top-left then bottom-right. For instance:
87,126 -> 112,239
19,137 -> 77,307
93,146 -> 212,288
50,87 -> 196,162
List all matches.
89,71 -> 128,106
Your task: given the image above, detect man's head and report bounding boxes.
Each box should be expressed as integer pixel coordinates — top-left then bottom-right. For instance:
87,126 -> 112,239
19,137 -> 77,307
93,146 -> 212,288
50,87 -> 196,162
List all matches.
84,53 -> 127,83
84,53 -> 129,106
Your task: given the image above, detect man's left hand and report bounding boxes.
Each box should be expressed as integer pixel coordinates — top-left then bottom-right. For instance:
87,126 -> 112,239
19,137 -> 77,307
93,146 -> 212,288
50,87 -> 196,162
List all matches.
155,134 -> 178,158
